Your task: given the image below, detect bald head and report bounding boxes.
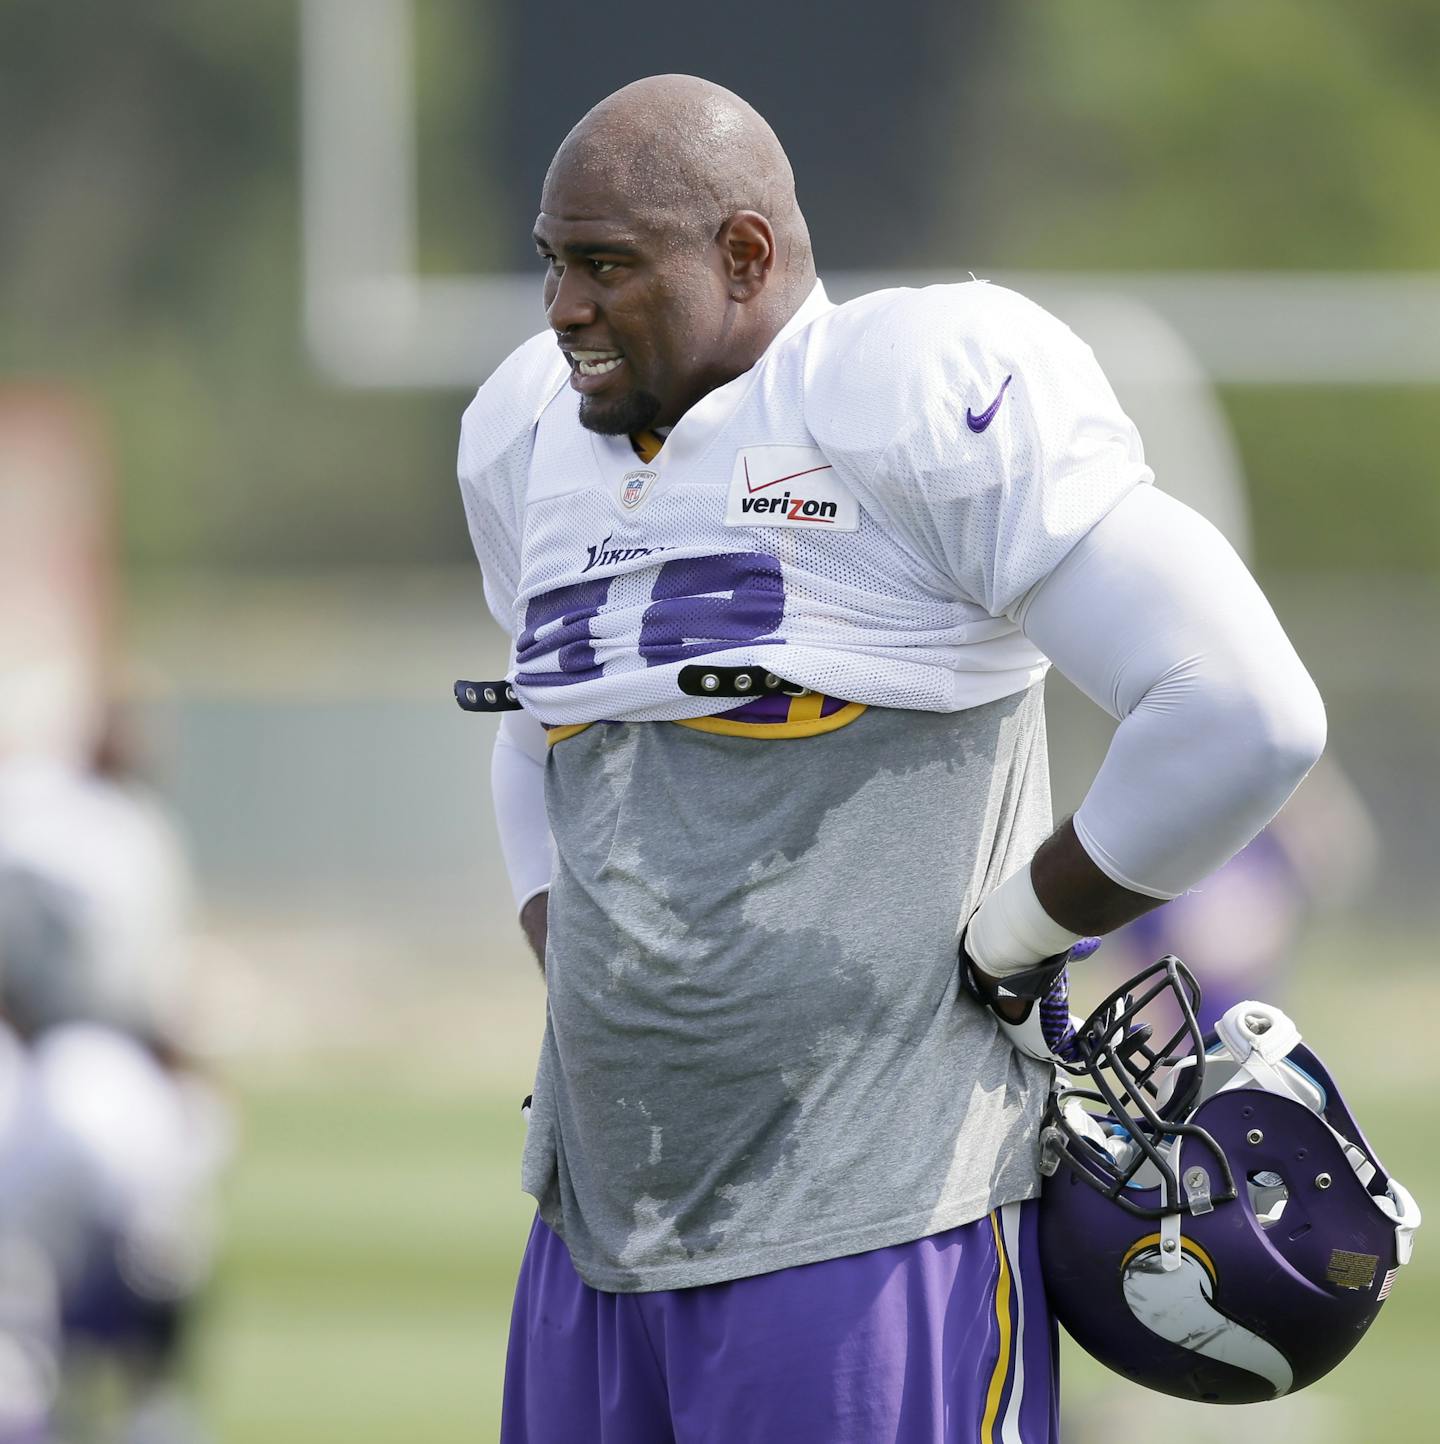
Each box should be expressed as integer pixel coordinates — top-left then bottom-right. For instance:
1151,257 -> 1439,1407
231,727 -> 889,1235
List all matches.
544,76 -> 812,286
535,77 -> 816,434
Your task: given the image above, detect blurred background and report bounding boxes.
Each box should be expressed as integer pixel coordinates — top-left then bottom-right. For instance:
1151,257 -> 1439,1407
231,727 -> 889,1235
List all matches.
1,1 -> 1436,1438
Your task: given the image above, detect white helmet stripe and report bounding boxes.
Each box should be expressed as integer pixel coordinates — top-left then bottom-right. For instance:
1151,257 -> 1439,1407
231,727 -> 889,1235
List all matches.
1123,1248 -> 1294,1397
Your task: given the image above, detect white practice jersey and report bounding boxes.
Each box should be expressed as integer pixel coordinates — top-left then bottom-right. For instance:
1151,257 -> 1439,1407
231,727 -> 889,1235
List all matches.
459,280 -> 1153,726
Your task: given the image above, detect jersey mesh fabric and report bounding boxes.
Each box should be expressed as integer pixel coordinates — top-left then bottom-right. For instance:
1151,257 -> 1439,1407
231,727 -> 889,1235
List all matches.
803,286 -> 1152,616
458,282 -> 1152,726
458,330 -> 564,632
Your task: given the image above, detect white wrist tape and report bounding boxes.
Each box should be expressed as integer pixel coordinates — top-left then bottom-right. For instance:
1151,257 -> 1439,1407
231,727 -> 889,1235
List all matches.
964,864 -> 1084,978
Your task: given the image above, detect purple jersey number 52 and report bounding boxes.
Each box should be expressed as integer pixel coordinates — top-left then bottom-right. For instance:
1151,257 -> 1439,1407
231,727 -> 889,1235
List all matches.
515,552 -> 785,687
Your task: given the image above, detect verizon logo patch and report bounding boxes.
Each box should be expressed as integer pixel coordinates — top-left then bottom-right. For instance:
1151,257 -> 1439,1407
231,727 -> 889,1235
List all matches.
725,446 -> 858,532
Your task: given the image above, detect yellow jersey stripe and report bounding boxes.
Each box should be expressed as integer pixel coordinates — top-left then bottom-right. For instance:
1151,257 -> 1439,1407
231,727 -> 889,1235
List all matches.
786,690 -> 827,724
982,1210 -> 1015,1444
545,701 -> 868,746
545,722 -> 594,746
672,701 -> 867,739
631,430 -> 665,464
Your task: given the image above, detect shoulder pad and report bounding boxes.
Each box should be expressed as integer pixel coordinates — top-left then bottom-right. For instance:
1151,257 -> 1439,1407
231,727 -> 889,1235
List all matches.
459,330 -> 569,483
804,283 -> 1071,456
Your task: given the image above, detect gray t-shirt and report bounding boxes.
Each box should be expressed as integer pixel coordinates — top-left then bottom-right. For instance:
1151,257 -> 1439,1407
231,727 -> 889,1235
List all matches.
523,687 -> 1055,1292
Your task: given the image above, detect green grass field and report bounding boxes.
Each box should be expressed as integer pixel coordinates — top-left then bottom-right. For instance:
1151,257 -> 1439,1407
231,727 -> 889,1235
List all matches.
193,939 -> 1439,1442
198,1063 -> 529,1440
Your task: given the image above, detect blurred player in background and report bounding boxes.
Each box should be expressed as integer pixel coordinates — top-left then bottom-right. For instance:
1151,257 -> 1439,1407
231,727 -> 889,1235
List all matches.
1109,758 -> 1377,1033
0,393 -> 228,1444
0,712 -> 228,1444
459,76 -> 1327,1442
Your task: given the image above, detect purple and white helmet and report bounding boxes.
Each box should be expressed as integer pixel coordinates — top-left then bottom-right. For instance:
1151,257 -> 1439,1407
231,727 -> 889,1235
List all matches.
1038,956 -> 1420,1404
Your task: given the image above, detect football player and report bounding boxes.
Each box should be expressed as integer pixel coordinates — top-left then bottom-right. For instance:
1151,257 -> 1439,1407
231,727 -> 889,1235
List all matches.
0,736 -> 223,1444
458,75 -> 1326,1443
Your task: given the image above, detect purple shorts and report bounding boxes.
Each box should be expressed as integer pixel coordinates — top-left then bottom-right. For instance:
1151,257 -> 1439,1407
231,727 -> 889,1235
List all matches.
501,1204 -> 1058,1444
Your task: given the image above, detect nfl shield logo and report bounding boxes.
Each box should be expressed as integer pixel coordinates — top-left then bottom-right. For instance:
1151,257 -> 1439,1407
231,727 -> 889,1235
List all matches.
620,468 -> 657,510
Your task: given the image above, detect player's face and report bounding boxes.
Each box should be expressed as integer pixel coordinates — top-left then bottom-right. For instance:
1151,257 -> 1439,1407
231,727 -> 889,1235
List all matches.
535,179 -> 739,435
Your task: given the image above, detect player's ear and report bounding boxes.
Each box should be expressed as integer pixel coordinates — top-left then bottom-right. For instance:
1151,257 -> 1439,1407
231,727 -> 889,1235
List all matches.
718,211 -> 775,301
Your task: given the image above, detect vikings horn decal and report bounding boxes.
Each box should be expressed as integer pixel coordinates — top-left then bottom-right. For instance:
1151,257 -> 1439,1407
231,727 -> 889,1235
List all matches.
1121,1237 -> 1294,1397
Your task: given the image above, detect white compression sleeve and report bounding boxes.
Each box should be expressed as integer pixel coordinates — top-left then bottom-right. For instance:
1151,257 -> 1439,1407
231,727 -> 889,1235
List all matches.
965,862 -> 1084,976
1015,485 -> 1327,901
491,709 -> 553,913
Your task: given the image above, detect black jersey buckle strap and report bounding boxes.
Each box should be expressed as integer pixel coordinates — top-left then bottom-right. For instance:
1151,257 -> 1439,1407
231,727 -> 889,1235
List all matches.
454,679 -> 523,712
676,665 -> 809,700
454,669 -> 810,709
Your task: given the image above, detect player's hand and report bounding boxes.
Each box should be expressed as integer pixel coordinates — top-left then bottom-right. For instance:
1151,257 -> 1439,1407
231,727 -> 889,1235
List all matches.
971,965 -> 1030,1023
960,936 -> 1100,1064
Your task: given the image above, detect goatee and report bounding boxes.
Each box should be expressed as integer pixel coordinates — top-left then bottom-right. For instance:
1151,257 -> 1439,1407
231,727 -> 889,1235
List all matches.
578,388 -> 663,436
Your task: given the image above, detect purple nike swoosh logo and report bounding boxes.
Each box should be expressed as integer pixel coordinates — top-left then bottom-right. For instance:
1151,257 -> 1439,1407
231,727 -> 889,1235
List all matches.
966,374 -> 1013,433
